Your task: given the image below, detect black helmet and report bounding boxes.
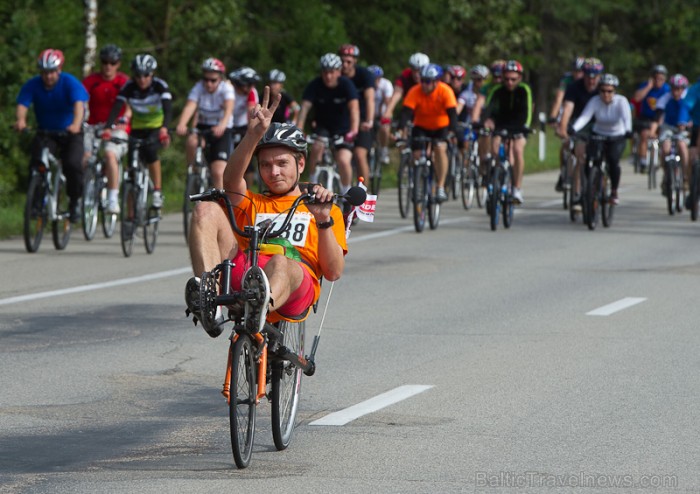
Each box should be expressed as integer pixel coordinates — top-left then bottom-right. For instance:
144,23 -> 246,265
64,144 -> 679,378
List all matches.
229,67 -> 260,85
131,54 -> 157,75
256,123 -> 307,156
100,44 -> 122,63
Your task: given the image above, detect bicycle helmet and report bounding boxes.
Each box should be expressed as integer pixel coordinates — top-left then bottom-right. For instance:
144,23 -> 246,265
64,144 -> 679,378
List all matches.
447,65 -> 466,79
201,57 -> 226,74
599,73 -> 619,87
573,56 -> 586,71
367,65 -> 384,79
651,64 -> 668,75
582,57 -> 604,76
338,44 -> 360,57
420,63 -> 443,81
131,54 -> 157,75
319,53 -> 342,70
99,44 -> 122,63
504,60 -> 523,74
408,52 -> 430,70
490,59 -> 506,76
268,69 -> 286,83
470,64 -> 489,79
229,66 -> 260,85
670,73 -> 689,88
256,123 -> 307,155
37,49 -> 64,71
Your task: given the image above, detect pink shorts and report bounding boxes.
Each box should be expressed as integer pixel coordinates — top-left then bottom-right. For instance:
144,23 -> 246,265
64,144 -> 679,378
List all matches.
230,250 -> 316,318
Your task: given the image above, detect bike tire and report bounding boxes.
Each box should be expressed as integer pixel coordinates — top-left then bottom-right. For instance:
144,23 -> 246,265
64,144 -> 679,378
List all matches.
23,174 -> 47,253
586,167 -> 600,230
270,320 -> 305,451
398,156 -> 411,219
691,164 -> 699,221
413,166 -> 427,233
648,145 -> 657,189
448,149 -> 459,200
489,173 -> 500,231
316,169 -> 330,192
102,208 -> 118,238
120,181 -> 136,257
665,162 -> 675,216
676,166 -> 684,213
503,171 -> 514,229
52,175 -> 72,250
461,163 -> 476,210
82,165 -> 99,241
230,335 -> 257,469
144,188 -> 159,254
601,172 -> 614,228
368,146 -> 382,195
182,169 -> 197,241
428,192 -> 441,230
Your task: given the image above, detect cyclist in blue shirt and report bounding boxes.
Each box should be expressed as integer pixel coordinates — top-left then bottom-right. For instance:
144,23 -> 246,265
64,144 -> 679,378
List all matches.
15,49 -> 89,223
657,74 -> 691,191
632,64 -> 670,171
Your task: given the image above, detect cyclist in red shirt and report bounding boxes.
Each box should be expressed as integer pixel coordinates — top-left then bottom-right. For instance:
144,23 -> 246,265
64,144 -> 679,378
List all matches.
83,44 -> 130,214
382,52 -> 430,123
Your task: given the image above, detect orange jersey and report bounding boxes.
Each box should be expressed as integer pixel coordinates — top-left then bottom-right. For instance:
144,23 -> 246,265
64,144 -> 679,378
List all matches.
402,81 -> 457,130
233,191 -> 348,303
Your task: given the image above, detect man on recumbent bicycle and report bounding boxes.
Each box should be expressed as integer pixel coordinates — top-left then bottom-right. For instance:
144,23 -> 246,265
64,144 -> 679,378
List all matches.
186,87 -> 348,338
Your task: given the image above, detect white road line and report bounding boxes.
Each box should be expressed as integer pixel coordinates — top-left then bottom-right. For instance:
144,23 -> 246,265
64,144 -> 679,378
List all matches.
0,267 -> 192,307
586,297 -> 647,316
309,385 -> 434,426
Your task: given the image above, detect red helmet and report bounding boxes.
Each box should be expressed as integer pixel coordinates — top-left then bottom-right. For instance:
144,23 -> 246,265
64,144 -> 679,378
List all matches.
37,49 -> 64,71
447,65 -> 466,79
338,44 -> 360,57
201,58 -> 226,74
504,60 -> 523,74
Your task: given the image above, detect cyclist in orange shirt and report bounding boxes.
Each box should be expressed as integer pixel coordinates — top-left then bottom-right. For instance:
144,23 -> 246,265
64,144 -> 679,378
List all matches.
399,63 -> 458,202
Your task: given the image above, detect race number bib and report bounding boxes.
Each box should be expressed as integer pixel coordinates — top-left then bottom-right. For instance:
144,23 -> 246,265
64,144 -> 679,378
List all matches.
255,212 -> 312,247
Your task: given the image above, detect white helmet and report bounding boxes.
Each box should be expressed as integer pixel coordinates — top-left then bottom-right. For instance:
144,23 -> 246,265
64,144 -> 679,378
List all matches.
319,53 -> 342,70
408,52 -> 430,70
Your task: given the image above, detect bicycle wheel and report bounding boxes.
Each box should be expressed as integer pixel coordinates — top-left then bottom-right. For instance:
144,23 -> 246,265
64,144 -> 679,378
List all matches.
648,145 -> 657,189
665,161 -> 675,216
690,164 -> 699,221
23,174 -> 47,253
120,181 -> 136,257
428,188 -> 441,230
182,167 -> 202,241
144,187 -> 159,254
82,165 -> 99,241
447,148 -> 458,200
368,145 -> 382,195
489,172 -> 500,231
230,335 -> 257,469
461,163 -> 476,210
413,166 -> 427,233
101,203 -> 118,238
503,170 -> 514,229
675,165 -> 684,213
398,155 -> 412,218
601,171 -> 614,228
52,175 -> 72,250
271,320 -> 305,451
586,167 -> 600,230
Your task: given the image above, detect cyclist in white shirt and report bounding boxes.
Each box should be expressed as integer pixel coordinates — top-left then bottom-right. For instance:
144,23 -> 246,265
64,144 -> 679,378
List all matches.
572,73 -> 632,204
368,64 -> 393,164
176,58 -> 234,188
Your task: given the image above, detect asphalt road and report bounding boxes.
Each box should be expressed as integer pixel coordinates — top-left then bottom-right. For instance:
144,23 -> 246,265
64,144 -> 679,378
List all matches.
1,165 -> 698,493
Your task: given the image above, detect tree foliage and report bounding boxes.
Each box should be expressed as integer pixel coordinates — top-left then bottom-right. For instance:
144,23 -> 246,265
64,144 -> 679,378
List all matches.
2,0 -> 700,198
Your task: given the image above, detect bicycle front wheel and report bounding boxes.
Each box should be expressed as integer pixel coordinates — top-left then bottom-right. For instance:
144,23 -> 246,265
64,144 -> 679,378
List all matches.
52,175 -> 72,250
503,171 -> 514,229
182,168 -> 200,241
82,165 -> 99,241
271,320 -> 305,451
120,181 -> 136,257
24,174 -> 47,253
586,167 -> 600,230
368,145 -> 382,195
601,172 -> 614,228
461,163 -> 476,210
489,173 -> 500,231
230,335 -> 257,469
413,167 -> 427,233
144,188 -> 159,254
398,156 -> 411,218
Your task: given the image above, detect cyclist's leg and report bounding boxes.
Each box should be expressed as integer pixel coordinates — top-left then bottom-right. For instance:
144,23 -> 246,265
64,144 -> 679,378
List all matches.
208,131 -> 232,189
334,146 -> 354,193
188,201 -> 238,276
433,141 -> 448,189
308,140 -> 324,182
353,130 -> 372,182
679,140 -> 690,188
59,132 -> 86,221
606,138 -> 625,200
260,255 -> 309,316
185,132 -> 198,165
512,136 -> 526,189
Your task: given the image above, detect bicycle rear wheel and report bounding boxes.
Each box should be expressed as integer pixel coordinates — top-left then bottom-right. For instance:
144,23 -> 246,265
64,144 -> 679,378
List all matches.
271,320 -> 305,451
144,187 -> 159,254
120,181 -> 136,257
601,172 -> 614,228
413,166 -> 427,233
665,161 -> 675,215
82,165 -> 99,241
398,155 -> 411,218
586,167 -> 600,230
52,175 -> 72,250
230,335 -> 257,469
489,173 -> 500,231
24,174 -> 47,253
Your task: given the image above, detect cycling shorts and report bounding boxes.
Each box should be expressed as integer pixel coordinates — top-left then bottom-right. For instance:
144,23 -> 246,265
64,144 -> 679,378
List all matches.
354,129 -> 372,150
230,250 -> 316,318
691,127 -> 700,148
316,127 -> 353,151
129,129 -> 161,164
196,125 -> 232,163
84,126 -> 128,162
411,126 -> 449,151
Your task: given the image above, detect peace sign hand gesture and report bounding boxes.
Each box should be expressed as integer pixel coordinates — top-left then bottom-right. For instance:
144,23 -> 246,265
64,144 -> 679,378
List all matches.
248,85 -> 281,140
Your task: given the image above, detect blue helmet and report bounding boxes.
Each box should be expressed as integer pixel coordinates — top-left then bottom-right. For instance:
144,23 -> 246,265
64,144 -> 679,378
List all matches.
367,64 -> 384,79
420,63 -> 443,81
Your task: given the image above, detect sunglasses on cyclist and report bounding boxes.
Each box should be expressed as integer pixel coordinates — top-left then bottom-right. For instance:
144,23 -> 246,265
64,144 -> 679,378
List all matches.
420,78 -> 436,84
134,73 -> 153,79
503,77 -> 519,82
202,77 -> 220,83
101,59 -> 119,66
599,88 -> 615,94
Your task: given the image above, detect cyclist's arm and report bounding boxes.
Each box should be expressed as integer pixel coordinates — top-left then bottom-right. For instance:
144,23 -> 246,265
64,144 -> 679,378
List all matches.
549,88 -> 565,120
447,107 -> 458,135
214,98 -> 234,137
348,98 -> 360,135
382,84 -> 403,120
315,214 -> 345,281
398,106 -> 413,136
176,100 -> 198,135
14,104 -> 29,131
363,86 -> 375,128
295,100 -> 312,131
633,79 -> 653,103
572,98 -> 597,133
66,101 -> 85,134
470,93 -> 485,123
104,98 -> 126,128
558,101 -> 574,138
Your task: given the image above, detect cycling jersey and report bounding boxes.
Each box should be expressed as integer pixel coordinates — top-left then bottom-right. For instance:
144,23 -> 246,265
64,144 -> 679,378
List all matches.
83,72 -> 129,125
563,78 -> 598,121
117,78 -> 172,130
348,65 -> 375,121
657,93 -> 691,127
374,77 -> 394,117
301,76 -> 359,134
572,94 -> 632,136
17,73 -> 88,131
187,79 -> 235,127
272,91 -> 295,123
402,81 -> 457,130
681,81 -> 700,125
635,81 -> 670,119
233,87 -> 259,127
233,191 -> 348,305
395,67 -> 418,93
485,82 -> 533,130
558,72 -> 575,91
457,81 -> 478,123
